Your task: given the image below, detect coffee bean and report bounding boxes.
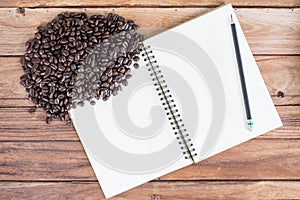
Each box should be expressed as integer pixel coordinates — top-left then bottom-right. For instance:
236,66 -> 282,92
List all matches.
50,64 -> 58,70
60,38 -> 68,44
58,64 -> 65,71
46,117 -> 51,124
35,33 -> 42,40
101,75 -> 108,81
62,49 -> 69,57
103,96 -> 110,101
70,63 -> 77,71
20,11 -> 144,124
133,63 -> 139,69
118,67 -> 126,74
121,79 -> 128,86
25,41 -> 31,49
78,101 -> 85,107
101,82 -> 110,88
28,107 -> 36,113
133,56 -> 139,62
127,59 -> 132,66
75,53 -> 80,61
109,83 -> 115,90
125,68 -> 131,75
125,74 -> 132,79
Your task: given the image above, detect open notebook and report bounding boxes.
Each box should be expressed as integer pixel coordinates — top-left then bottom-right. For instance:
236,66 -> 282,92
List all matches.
69,4 -> 282,199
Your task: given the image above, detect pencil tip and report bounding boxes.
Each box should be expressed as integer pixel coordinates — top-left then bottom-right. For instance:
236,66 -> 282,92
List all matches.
230,15 -> 234,24
247,120 -> 253,132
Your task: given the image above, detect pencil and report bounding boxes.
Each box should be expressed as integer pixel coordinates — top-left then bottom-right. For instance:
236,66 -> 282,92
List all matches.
230,15 -> 253,131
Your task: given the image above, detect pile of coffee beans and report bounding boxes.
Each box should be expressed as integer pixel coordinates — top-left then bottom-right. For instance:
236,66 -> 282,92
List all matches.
19,12 -> 144,124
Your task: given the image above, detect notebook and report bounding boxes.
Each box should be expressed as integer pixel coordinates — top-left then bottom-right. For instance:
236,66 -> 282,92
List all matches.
69,4 -> 282,198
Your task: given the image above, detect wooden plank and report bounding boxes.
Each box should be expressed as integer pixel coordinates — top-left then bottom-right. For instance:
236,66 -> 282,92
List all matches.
277,106 -> 300,134
257,56 -> 300,106
0,8 -> 299,55
0,56 -> 299,105
0,106 -> 299,141
0,107 -> 77,141
1,181 -> 299,200
237,8 -> 300,55
0,0 -> 299,8
0,139 -> 299,181
162,138 -> 300,180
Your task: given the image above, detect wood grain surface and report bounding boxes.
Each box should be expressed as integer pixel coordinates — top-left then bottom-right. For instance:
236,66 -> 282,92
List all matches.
0,106 -> 299,141
1,181 -> 300,200
0,8 -> 299,55
0,139 -> 299,181
0,0 -> 299,199
0,0 -> 299,7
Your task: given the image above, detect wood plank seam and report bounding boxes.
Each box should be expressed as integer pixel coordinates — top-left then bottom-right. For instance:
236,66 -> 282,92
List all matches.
2,5 -> 300,9
2,180 -> 300,183
0,138 -> 298,143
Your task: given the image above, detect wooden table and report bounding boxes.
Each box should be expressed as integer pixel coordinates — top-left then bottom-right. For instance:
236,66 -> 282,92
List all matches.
0,0 -> 299,199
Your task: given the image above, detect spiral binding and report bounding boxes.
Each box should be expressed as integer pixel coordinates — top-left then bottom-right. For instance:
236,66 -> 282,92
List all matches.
141,44 -> 197,161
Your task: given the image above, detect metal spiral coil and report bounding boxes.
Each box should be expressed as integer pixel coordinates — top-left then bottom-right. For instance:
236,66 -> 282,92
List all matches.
140,44 -> 197,161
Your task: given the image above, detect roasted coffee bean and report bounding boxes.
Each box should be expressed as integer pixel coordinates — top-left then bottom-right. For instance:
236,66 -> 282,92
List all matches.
25,41 -> 31,49
118,67 -> 126,74
109,83 -> 115,90
58,64 -> 65,71
121,79 -> 128,86
125,74 -> 132,79
46,117 -> 51,124
28,107 -> 36,114
60,38 -> 68,44
103,95 -> 110,101
20,11 -> 144,124
125,68 -> 131,75
101,82 -> 110,88
112,88 -> 118,96
78,101 -> 85,107
101,75 -> 108,82
133,55 -> 139,62
133,63 -> 139,69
